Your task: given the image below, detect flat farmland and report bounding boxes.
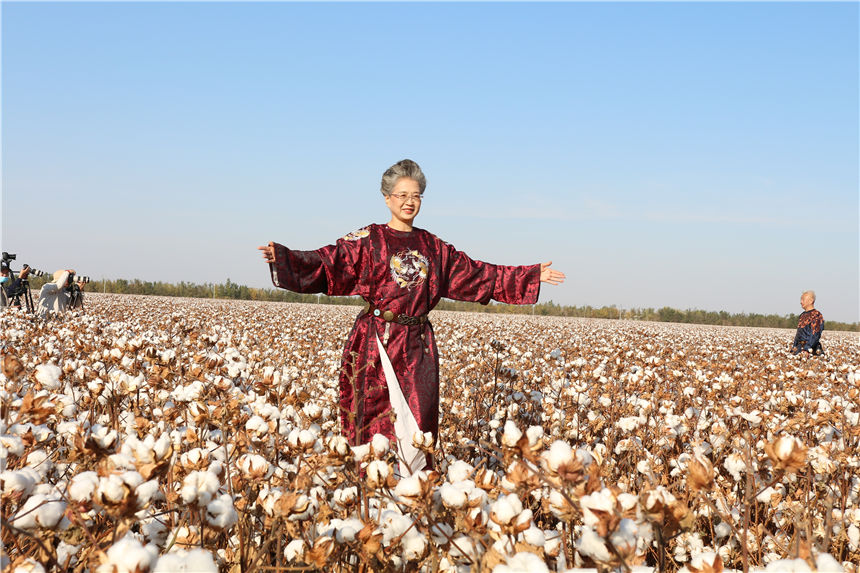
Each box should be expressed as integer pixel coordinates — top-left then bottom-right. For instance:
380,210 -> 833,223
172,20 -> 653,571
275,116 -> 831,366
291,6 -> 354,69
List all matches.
1,294 -> 858,572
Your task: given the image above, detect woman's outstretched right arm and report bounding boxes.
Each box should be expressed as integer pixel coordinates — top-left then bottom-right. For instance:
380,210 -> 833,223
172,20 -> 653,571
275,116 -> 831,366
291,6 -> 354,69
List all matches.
258,234 -> 365,296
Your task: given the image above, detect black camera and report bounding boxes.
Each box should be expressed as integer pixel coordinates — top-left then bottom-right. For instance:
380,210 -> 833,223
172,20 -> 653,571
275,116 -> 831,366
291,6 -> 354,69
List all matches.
76,275 -> 91,284
2,252 -> 16,263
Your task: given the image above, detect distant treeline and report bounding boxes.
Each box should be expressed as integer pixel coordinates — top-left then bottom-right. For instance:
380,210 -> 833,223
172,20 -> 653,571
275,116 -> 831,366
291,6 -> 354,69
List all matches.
26,275 -> 859,332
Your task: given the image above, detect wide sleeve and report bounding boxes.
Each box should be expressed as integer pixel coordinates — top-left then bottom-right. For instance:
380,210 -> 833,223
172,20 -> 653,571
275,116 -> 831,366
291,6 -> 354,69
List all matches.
269,237 -> 364,296
441,242 -> 541,305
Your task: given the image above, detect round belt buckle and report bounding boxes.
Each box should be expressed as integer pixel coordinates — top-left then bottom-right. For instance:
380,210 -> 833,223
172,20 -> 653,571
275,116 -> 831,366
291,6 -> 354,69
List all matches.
373,309 -> 381,317
382,310 -> 395,321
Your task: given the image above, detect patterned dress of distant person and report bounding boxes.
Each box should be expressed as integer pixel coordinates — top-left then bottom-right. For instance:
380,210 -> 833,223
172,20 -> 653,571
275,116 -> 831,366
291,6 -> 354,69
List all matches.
268,223 -> 540,472
791,308 -> 824,355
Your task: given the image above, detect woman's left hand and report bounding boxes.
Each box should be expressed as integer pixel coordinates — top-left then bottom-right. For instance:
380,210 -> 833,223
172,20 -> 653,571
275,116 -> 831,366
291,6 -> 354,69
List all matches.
540,262 -> 565,285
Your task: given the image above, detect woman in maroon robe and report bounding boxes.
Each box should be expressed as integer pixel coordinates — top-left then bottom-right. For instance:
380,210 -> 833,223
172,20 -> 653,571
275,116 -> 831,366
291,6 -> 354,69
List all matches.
259,159 -> 564,472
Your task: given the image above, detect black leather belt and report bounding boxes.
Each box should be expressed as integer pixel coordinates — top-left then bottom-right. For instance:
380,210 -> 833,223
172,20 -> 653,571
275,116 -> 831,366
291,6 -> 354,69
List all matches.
365,305 -> 428,326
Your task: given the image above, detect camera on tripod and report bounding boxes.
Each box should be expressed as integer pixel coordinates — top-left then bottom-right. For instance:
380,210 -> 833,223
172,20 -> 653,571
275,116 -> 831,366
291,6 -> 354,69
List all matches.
1,252 -> 39,312
2,253 -> 45,278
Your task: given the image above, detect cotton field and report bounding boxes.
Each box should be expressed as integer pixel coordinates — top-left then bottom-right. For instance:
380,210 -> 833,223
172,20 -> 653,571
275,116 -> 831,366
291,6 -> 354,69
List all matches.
1,294 -> 858,573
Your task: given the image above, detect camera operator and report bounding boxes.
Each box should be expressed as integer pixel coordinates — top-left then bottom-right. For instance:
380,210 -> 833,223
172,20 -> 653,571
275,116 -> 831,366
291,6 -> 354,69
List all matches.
36,268 -> 80,317
0,260 -> 32,309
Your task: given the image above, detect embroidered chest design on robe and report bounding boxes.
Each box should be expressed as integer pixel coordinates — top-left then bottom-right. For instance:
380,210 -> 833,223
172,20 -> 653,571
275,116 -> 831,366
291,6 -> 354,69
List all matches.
390,249 -> 429,289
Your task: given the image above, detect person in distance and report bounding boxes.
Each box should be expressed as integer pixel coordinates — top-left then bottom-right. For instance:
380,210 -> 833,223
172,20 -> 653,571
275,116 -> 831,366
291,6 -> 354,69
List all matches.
36,269 -> 78,317
259,159 -> 565,474
790,290 -> 824,358
0,261 -> 31,308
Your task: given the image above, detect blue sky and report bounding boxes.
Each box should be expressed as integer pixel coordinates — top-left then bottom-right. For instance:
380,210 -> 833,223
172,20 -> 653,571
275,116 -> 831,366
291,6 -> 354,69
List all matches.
2,1 -> 858,322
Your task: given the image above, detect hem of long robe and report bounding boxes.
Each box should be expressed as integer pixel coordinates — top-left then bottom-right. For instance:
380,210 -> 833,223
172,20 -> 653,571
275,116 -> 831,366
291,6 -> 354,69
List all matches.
375,333 -> 426,475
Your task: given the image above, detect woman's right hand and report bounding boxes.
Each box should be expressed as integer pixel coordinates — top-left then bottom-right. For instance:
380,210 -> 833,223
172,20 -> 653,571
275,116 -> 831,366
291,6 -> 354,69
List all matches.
258,242 -> 275,264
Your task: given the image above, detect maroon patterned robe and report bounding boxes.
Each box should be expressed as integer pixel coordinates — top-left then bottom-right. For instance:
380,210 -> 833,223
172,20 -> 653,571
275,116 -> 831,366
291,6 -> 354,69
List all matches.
269,223 -> 541,445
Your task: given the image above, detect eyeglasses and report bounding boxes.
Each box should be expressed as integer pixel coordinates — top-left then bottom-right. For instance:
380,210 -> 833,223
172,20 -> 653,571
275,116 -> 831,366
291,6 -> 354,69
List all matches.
389,193 -> 424,203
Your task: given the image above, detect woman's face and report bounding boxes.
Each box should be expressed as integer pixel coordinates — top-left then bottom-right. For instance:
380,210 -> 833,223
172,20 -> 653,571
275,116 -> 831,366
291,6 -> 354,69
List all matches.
385,177 -> 422,228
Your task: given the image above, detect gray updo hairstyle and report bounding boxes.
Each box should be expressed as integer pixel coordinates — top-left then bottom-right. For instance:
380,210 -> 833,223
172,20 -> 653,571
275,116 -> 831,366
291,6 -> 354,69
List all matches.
381,159 -> 427,196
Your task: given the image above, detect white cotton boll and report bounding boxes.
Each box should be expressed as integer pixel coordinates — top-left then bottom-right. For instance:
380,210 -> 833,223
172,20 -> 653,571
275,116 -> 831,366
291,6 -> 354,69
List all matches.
12,494 -> 67,529
245,415 -> 268,437
297,429 -> 316,449
580,488 -> 616,527
544,530 -> 562,556
153,432 -> 172,461
502,420 -> 522,447
636,459 -> 653,475
120,470 -> 144,490
609,518 -> 639,555
327,435 -> 351,457
332,486 -> 358,508
412,430 -> 434,449
135,480 -> 160,507
35,364 -> 62,390
715,521 -> 732,539
447,460 -> 474,483
180,448 -> 209,469
764,558 -> 813,572
141,517 -> 169,545
724,452 -> 746,481
492,551 -> 550,573
815,553 -> 844,572
440,481 -> 473,509
26,449 -> 53,479
96,536 -> 159,573
846,524 -> 860,551
739,410 -> 762,425
206,493 -> 238,530
490,493 -> 523,526
379,509 -> 414,544
617,493 -> 638,512
56,541 -> 81,568
684,551 -> 721,573
90,424 -> 117,450
1,434 -> 25,457
366,460 -> 390,484
181,470 -> 220,506
284,539 -> 305,562
56,421 -> 80,445
237,453 -> 271,479
394,473 -> 424,498
370,433 -> 390,456
352,443 -> 371,461
402,530 -> 427,561
489,419 -> 501,430
152,548 -> 218,573
616,416 -> 641,432
332,518 -> 364,543
96,474 -> 127,504
10,558 -> 45,573
757,486 -> 778,503
520,525 -> 545,547
576,447 -> 594,467
525,425 -> 543,446
515,508 -> 533,530
0,469 -> 37,497
447,534 -> 480,561
69,471 -> 99,502
577,526 -> 612,563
